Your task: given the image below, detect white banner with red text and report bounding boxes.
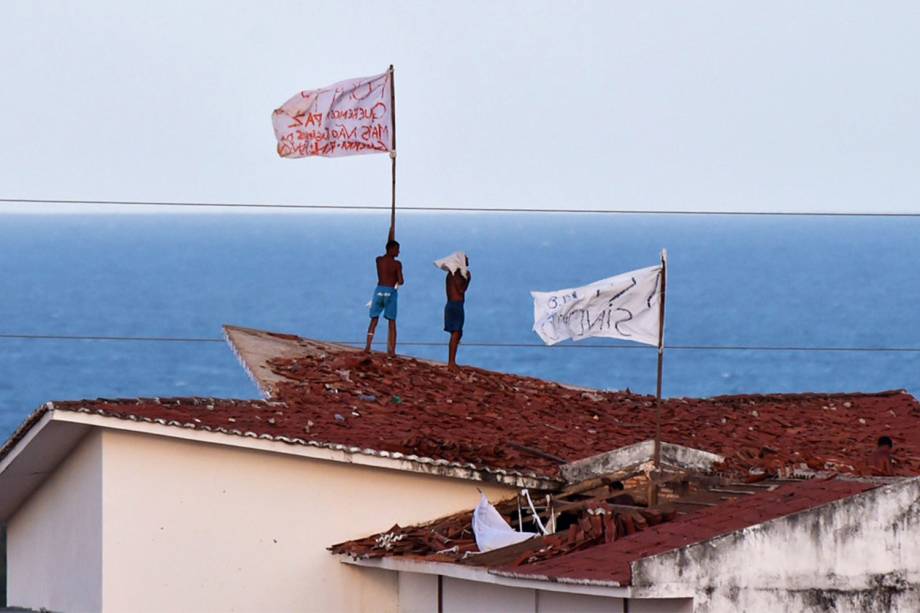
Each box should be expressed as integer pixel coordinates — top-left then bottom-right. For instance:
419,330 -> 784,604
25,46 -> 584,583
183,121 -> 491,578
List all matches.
272,70 -> 392,159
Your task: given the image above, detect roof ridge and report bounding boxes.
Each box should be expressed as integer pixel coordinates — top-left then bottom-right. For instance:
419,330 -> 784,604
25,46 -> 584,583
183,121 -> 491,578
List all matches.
699,389 -> 910,402
49,396 -> 273,407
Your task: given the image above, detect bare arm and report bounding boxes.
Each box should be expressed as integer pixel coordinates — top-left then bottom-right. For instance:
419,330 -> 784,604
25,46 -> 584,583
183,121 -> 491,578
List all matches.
396,261 -> 405,287
454,271 -> 470,292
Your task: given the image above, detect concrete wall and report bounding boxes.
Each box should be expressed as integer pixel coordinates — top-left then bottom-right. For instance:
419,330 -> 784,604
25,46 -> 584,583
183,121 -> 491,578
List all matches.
7,431 -> 103,613
629,599 -> 693,613
537,590 -> 620,613
398,573 -> 692,613
443,577 -> 536,613
99,429 -> 514,613
632,478 -> 920,613
397,572 -> 439,613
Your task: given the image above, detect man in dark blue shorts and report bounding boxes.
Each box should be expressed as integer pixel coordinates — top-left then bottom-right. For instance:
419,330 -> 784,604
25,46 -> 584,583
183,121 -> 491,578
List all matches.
444,255 -> 471,368
364,239 -> 404,356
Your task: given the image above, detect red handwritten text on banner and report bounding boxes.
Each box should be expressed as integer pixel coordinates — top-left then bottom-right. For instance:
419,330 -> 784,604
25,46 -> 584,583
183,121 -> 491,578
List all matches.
272,70 -> 392,159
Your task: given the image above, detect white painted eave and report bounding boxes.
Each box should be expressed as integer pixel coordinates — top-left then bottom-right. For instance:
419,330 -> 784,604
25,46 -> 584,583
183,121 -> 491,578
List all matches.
0,409 -> 91,521
51,410 -> 561,487
0,400 -> 562,521
339,554 -> 637,598
339,553 -> 699,600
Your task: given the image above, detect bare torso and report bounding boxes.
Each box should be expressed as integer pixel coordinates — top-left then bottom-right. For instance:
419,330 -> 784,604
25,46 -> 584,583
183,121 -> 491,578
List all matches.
376,255 -> 404,288
446,270 -> 471,302
868,448 -> 893,476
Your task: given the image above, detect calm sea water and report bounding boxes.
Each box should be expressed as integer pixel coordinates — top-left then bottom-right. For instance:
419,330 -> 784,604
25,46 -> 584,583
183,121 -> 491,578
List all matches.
1,213 -> 918,439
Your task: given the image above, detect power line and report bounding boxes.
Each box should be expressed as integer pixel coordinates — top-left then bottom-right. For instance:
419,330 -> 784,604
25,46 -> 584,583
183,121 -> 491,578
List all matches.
2,197 -> 920,217
1,333 -> 919,353
0,333 -> 224,343
667,344 -> 920,353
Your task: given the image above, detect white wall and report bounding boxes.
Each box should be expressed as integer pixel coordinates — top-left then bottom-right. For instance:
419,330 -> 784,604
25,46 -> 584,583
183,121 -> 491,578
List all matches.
433,574 -> 692,613
632,478 -> 920,613
398,572 -> 438,613
7,431 -> 103,613
99,429 -> 515,613
537,589 -> 621,613
629,599 -> 693,613
443,577 -> 535,613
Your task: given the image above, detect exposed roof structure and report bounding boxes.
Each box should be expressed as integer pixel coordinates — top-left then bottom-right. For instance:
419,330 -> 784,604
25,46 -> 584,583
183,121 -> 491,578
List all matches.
331,476 -> 881,587
500,478 -> 877,586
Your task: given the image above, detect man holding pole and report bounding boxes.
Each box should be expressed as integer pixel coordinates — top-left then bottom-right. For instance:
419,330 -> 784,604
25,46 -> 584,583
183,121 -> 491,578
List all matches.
272,66 -> 401,352
365,236 -> 404,356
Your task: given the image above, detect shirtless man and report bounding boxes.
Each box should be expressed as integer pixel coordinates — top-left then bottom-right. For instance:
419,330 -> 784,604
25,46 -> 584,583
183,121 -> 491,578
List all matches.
444,255 -> 471,368
364,239 -> 404,356
868,435 -> 894,476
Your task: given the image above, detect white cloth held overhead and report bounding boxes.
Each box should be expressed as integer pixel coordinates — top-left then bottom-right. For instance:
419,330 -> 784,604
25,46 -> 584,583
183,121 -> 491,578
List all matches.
531,264 -> 663,347
434,251 -> 469,279
472,494 -> 536,552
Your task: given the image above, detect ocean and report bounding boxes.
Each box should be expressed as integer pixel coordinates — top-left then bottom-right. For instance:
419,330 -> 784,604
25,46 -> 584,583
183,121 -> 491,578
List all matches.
1,212 -> 918,440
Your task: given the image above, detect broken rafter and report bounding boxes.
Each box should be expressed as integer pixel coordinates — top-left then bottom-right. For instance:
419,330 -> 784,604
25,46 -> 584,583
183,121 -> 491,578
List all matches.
507,442 -> 567,465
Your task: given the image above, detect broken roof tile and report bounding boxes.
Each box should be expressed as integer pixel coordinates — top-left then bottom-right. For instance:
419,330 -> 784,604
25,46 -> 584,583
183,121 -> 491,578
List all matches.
4,327 -> 919,481
503,478 -> 877,585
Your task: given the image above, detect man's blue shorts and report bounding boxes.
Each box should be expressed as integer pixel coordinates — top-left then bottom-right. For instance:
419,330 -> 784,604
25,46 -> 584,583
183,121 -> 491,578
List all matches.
444,300 -> 464,332
369,286 -> 398,320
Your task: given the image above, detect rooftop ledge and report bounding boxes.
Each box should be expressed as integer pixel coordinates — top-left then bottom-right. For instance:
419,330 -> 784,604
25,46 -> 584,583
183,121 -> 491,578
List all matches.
560,440 -> 725,483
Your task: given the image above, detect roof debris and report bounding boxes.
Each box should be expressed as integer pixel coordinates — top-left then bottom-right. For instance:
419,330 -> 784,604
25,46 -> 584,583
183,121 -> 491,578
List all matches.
262,338 -> 920,478
3,329 -> 919,482
331,474 -> 880,586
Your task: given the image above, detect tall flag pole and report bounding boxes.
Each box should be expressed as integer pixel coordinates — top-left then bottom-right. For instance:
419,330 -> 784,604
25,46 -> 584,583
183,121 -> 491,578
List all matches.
272,67 -> 396,234
530,251 -> 668,504
652,249 -> 668,505
388,65 -> 397,241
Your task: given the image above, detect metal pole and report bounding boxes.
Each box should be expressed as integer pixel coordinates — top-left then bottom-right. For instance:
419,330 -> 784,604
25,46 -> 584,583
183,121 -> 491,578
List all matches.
388,64 -> 397,241
652,249 -> 667,505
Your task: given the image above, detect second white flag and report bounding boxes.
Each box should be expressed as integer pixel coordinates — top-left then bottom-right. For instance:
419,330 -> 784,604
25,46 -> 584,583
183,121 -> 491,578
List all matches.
531,265 -> 663,347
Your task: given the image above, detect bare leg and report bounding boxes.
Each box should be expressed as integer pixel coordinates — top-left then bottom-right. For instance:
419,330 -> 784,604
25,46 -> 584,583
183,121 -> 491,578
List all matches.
448,330 -> 462,368
387,319 -> 397,356
364,318 -> 379,352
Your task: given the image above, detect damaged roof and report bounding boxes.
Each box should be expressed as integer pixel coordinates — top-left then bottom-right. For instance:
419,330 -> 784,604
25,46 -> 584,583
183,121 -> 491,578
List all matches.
223,326 -> 920,478
2,326 -> 919,483
499,478 -> 877,586
332,476 -> 880,587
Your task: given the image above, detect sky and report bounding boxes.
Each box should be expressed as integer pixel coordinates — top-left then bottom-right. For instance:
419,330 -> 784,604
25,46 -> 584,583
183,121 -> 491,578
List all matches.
1,1 -> 919,214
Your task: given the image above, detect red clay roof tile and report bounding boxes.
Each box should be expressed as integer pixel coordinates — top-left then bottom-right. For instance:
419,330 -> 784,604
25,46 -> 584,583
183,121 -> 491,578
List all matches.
254,337 -> 920,477
4,328 -> 919,480
503,478 -> 877,585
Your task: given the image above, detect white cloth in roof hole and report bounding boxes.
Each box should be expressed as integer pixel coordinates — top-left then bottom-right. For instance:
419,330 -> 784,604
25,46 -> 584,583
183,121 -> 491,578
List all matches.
472,494 -> 536,552
434,251 -> 469,279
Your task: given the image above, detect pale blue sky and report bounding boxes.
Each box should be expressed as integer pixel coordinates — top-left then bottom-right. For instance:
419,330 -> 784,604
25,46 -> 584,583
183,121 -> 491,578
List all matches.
1,1 -> 918,213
